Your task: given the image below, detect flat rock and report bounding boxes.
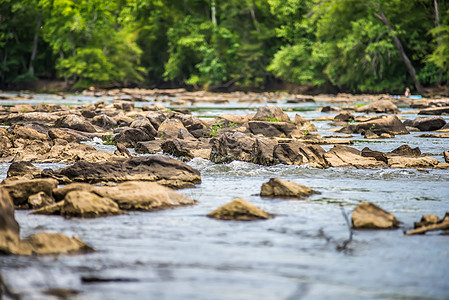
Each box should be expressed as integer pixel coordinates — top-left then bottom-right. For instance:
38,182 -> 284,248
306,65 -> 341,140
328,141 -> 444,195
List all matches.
207,198 -> 273,221
324,145 -> 386,168
135,140 -> 164,154
388,156 -> 439,169
352,202 -> 400,229
418,106 -> 449,115
51,155 -> 201,188
260,178 -> 319,198
273,141 -> 327,168
356,100 -> 399,114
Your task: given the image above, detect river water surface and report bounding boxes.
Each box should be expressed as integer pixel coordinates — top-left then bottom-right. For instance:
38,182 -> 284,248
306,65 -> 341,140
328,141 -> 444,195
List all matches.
0,93 -> 448,299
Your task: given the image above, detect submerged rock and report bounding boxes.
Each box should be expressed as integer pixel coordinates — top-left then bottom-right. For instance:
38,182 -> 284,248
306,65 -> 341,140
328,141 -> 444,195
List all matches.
260,178 -> 319,198
352,202 -> 400,229
207,198 -> 273,221
51,155 -> 201,188
405,213 -> 449,235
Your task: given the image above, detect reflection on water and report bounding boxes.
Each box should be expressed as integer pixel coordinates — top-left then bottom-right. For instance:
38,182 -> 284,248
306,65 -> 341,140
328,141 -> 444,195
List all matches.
0,94 -> 448,299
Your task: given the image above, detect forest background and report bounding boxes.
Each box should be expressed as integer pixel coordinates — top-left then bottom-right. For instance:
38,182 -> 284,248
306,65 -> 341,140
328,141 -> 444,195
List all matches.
1,0 -> 448,95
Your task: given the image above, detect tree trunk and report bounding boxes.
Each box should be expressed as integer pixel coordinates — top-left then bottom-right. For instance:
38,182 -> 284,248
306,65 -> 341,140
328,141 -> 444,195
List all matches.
246,0 -> 260,32
374,6 -> 424,94
29,10 -> 42,76
211,0 -> 216,25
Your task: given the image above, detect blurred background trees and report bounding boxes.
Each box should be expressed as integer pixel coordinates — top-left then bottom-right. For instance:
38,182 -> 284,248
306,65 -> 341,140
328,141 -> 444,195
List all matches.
1,0 -> 448,93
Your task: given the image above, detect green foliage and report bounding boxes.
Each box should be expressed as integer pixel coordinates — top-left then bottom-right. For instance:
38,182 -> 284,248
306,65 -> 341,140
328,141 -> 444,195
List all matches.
101,134 -> 116,145
209,122 -> 223,138
265,116 -> 282,122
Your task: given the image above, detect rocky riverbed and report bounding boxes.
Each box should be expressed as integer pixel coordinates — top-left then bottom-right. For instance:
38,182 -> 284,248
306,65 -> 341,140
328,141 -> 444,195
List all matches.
0,89 -> 448,299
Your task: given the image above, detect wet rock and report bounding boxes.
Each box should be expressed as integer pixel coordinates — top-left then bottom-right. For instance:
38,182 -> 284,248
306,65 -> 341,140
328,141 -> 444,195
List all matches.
260,178 -> 319,198
388,145 -> 421,157
411,117 -> 446,131
356,100 -> 399,114
157,119 -> 193,140
210,132 -> 255,163
361,147 -> 388,164
207,198 -> 273,221
7,161 -> 42,179
92,114 -> 117,130
273,141 -> 327,168
405,213 -> 449,235
1,178 -> 58,207
418,106 -> 449,115
130,117 -> 157,136
324,145 -> 386,168
414,214 -> 440,229
387,156 -> 439,169
114,128 -> 154,148
355,116 -> 409,135
444,151 -> 449,163
352,202 -> 400,229
161,138 -> 211,160
248,121 -> 294,137
114,143 -> 132,158
28,191 -> 55,209
135,140 -> 164,154
334,112 -> 354,122
56,115 -> 97,133
252,106 -> 290,122
321,106 -> 341,112
251,138 -> 278,166
52,154 -> 201,188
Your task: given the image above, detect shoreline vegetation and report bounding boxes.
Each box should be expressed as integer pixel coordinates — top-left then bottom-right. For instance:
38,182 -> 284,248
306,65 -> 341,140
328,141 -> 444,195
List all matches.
1,1 -> 449,96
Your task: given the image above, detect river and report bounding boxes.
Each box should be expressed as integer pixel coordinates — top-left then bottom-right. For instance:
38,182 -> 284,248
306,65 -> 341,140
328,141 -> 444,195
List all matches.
0,92 -> 448,299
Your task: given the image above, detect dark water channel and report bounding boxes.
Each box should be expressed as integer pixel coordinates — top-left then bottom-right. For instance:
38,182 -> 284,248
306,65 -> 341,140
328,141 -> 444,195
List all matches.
0,93 -> 448,299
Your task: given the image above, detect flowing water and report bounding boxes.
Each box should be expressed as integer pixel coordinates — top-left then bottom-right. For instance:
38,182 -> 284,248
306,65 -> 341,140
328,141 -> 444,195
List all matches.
0,93 -> 448,299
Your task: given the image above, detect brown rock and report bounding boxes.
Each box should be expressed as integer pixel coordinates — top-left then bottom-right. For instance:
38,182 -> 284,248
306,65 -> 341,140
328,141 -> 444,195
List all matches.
405,213 -> 449,235
28,191 -> 55,209
9,104 -> 36,113
0,188 -> 21,254
157,119 -> 193,140
130,117 -> 157,136
356,100 -> 399,114
92,114 -> 118,130
361,147 -> 388,164
444,151 -> 449,163
48,128 -> 78,143
61,190 -> 123,218
252,106 -> 290,122
52,154 -> 201,188
18,233 -> 93,255
334,112 -> 354,122
135,140 -> 164,154
324,145 -> 386,168
411,117 -> 446,131
352,202 -> 400,229
210,132 -> 255,163
7,161 -> 42,179
1,178 -> 58,207
56,115 -> 97,133
418,106 -> 449,115
248,121 -> 293,137
5,112 -> 60,126
251,138 -> 278,166
114,128 -> 154,148
387,156 -> 439,169
388,145 -> 421,157
414,214 -> 440,229
292,114 -> 317,131
273,141 -> 327,168
161,138 -> 211,160
207,198 -> 273,221
355,115 -> 409,135
114,143 -> 132,158
260,178 -> 319,198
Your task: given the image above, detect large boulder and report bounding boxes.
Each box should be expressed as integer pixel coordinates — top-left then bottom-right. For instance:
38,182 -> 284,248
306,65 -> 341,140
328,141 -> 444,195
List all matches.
324,145 -> 386,168
1,178 -> 58,207
252,106 -> 290,122
130,117 -> 158,136
50,155 -> 201,188
7,161 -> 42,179
55,115 -> 97,133
388,145 -> 421,157
273,141 -> 327,168
352,202 -> 400,229
251,138 -> 279,166
411,117 -> 446,131
207,198 -> 273,221
248,121 -> 296,137
356,100 -> 399,114
210,132 -> 255,163
171,113 -> 207,138
161,138 -> 211,160
260,178 -> 319,198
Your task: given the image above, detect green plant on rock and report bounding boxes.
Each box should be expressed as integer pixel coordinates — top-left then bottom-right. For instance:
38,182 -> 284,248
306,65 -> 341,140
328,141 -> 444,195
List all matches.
209,122 -> 223,138
265,116 -> 282,122
101,135 -> 116,145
